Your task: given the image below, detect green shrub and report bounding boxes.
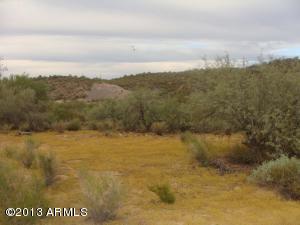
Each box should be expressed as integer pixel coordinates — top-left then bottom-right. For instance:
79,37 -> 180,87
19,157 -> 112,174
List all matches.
0,160 -> 48,225
248,155 -> 300,199
66,119 -> 81,131
0,75 -> 48,131
79,171 -> 123,224
21,138 -> 40,169
149,184 -> 175,204
150,122 -> 168,135
181,132 -> 210,166
39,152 -> 59,186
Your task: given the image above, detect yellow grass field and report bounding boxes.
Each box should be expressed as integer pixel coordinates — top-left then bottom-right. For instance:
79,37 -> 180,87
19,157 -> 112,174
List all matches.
0,131 -> 299,225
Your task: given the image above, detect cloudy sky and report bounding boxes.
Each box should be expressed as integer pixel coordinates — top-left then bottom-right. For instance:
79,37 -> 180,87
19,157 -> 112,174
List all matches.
0,0 -> 299,78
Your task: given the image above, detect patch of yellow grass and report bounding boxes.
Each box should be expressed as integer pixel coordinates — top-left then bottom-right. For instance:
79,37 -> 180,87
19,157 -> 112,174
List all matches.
0,131 -> 299,225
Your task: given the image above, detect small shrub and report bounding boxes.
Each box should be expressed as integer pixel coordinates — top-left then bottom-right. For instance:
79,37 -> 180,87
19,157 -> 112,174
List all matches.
39,152 -> 58,186
66,119 -> 81,131
181,132 -> 210,166
150,122 -> 168,135
248,155 -> 300,199
228,144 -> 257,164
79,171 -> 123,224
21,138 -> 40,169
0,160 -> 48,225
51,121 -> 66,133
149,184 -> 175,204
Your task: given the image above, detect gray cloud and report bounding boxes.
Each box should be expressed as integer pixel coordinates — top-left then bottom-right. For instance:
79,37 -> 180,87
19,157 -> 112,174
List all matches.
0,0 -> 299,78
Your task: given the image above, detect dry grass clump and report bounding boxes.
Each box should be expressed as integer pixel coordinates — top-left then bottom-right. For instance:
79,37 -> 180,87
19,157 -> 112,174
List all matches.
79,170 -> 123,224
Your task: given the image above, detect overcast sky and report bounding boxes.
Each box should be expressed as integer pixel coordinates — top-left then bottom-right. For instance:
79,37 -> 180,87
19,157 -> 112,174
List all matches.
0,0 -> 299,78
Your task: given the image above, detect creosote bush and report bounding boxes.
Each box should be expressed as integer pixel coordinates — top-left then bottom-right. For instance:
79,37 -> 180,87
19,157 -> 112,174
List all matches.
79,171 -> 123,224
248,155 -> 300,199
149,183 -> 175,204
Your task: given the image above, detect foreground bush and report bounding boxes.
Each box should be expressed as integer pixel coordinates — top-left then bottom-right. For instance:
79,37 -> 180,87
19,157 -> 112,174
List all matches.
149,184 -> 175,204
79,171 -> 123,224
248,155 -> 300,199
181,132 -> 210,166
0,160 -> 48,225
39,152 -> 59,186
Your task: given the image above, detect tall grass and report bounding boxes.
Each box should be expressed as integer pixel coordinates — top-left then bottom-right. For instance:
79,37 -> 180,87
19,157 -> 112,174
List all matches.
79,170 -> 123,224
21,138 -> 40,169
181,132 -> 210,166
39,152 -> 59,186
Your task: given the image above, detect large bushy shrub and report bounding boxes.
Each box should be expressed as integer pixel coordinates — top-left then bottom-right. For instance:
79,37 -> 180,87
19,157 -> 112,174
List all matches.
249,155 -> 300,199
194,63 -> 300,160
0,75 -> 49,131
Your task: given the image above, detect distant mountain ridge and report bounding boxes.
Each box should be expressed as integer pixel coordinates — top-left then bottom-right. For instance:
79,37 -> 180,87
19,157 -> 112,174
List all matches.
35,58 -> 300,100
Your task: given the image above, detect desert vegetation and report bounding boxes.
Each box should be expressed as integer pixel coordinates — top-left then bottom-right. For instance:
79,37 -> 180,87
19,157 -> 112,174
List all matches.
0,57 -> 300,224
